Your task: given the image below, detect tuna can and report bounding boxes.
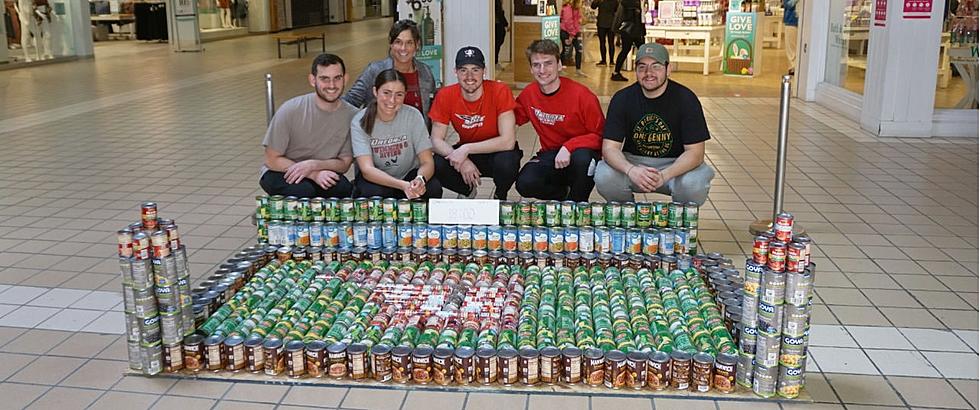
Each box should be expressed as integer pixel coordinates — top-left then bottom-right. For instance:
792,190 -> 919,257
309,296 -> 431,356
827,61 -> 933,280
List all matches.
561,347 -> 582,384
744,261 -> 764,296
163,342 -> 183,372
646,351 -> 670,390
391,345 -> 413,383
785,270 -> 813,307
499,348 -> 520,385
305,340 -> 327,378
602,350 -> 626,389
204,334 -> 225,372
670,350 -> 692,390
285,340 -> 306,378
519,348 -> 540,385
777,364 -> 804,398
454,346 -> 476,385
625,351 -> 647,389
760,269 -> 786,305
476,347 -> 498,384
658,228 -> 674,256
264,338 -> 286,376
583,348 -> 605,386
539,347 -> 561,384
767,241 -> 787,272
245,336 -> 265,373
755,330 -> 781,368
412,346 -> 433,384
579,227 -> 594,253
371,344 -> 393,382
735,352 -> 754,388
752,363 -> 779,398
782,304 -> 809,338
223,335 -> 246,372
431,347 -> 453,386
327,342 -> 349,379
692,352 -> 714,392
183,334 -> 204,372
713,353 -> 736,393
348,343 -> 369,380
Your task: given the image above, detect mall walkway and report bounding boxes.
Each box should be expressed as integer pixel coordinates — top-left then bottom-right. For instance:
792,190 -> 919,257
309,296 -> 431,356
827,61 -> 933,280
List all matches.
0,18 -> 976,410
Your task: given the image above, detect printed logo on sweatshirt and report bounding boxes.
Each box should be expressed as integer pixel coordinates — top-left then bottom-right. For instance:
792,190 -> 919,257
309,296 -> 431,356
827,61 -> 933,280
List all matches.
454,113 -> 485,130
370,135 -> 409,168
531,107 -> 566,126
632,113 -> 672,157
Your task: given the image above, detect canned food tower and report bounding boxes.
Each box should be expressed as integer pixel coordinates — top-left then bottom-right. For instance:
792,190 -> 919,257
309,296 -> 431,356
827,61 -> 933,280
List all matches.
118,202 -> 195,375
738,212 -> 815,398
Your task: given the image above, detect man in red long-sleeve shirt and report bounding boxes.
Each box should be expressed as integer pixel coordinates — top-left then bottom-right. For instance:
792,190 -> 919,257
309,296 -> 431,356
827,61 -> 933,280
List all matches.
514,39 -> 604,202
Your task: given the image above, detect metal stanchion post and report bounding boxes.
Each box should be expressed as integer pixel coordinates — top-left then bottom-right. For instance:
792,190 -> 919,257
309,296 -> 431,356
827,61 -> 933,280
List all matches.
750,75 -> 804,236
265,73 -> 275,125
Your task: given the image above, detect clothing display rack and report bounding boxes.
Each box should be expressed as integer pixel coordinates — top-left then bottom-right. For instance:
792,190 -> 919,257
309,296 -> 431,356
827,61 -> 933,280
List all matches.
134,1 -> 167,41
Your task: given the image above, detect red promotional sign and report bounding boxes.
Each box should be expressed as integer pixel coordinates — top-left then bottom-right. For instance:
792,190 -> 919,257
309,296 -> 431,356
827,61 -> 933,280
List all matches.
875,0 -> 888,26
903,0 -> 932,19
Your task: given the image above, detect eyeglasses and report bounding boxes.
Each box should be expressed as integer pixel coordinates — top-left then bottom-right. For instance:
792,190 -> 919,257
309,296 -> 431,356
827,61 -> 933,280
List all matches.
635,63 -> 667,73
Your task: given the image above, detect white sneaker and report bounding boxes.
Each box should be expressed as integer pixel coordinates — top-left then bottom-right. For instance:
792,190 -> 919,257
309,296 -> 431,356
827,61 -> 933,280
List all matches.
575,70 -> 587,77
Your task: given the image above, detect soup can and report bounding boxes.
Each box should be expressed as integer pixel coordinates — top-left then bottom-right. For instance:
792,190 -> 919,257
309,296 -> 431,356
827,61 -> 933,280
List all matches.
646,351 -> 670,390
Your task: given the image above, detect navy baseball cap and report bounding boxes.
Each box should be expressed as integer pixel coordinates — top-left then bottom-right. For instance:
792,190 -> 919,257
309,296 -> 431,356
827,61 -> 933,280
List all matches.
455,46 -> 486,69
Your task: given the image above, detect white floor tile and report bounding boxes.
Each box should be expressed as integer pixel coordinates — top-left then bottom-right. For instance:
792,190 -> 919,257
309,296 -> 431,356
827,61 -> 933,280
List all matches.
0,306 -> 61,328
953,330 -> 979,353
0,303 -> 17,319
846,326 -> 915,350
35,308 -> 103,332
807,346 -> 879,375
80,311 -> 126,334
923,352 -> 980,379
900,328 -> 973,352
809,324 -> 859,348
0,286 -> 49,305
865,349 -> 941,377
0,284 -> 10,294
27,288 -> 92,308
70,291 -> 123,311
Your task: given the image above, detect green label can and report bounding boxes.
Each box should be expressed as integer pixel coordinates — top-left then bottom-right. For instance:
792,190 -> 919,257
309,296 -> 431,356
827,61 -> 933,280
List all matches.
411,199 -> 427,223
544,201 -> 560,227
369,196 -> 383,222
397,199 -> 413,223
636,202 -> 652,228
323,198 -> 338,222
517,201 -> 532,226
591,203 -> 605,226
532,202 -> 546,227
604,202 -> 621,227
340,199 -> 355,222
668,202 -> 683,228
684,202 -> 699,228
621,202 -> 636,228
654,202 -> 668,227
355,198 -> 369,222
256,196 -> 269,219
382,198 -> 397,223
576,202 -> 592,226
284,196 -> 299,221
269,195 -> 285,220
560,201 -> 576,226
298,198 -> 312,222
500,201 -> 515,225
310,198 -> 324,222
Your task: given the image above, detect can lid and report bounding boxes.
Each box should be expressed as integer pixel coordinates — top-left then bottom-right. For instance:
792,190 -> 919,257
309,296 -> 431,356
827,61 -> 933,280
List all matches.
583,348 -> 604,359
371,344 -> 392,355
670,350 -> 693,361
648,350 -> 670,362
224,335 -> 244,346
475,347 -> 496,358
263,337 -> 283,349
560,346 -> 581,357
626,351 -> 646,361
413,346 -> 434,357
348,343 -> 368,354
693,352 -> 715,364
244,335 -> 264,347
433,347 -> 453,359
716,352 -> 737,366
327,342 -> 347,354
455,346 -> 475,359
183,334 -> 204,345
392,345 -> 413,356
286,340 -> 306,351
539,347 -> 560,358
497,348 -> 518,359
604,350 -> 626,361
306,340 -> 328,351
204,334 -> 225,346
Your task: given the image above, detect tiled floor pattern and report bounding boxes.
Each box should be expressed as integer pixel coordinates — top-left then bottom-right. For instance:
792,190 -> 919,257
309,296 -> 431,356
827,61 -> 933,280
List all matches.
0,17 -> 976,410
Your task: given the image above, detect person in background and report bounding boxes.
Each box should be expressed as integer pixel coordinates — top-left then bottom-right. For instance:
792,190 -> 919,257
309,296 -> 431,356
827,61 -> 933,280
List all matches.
611,0 -> 645,81
260,53 -> 357,198
596,43 -> 715,205
429,46 -> 522,200
343,20 -> 437,123
591,0 -> 619,66
514,39 -> 603,202
783,0 -> 799,75
350,69 -> 442,199
495,0 -> 509,69
560,0 -> 587,77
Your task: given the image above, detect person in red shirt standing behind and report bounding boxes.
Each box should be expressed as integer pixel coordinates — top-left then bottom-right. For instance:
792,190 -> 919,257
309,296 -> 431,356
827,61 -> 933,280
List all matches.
429,46 -> 522,200
514,39 -> 604,202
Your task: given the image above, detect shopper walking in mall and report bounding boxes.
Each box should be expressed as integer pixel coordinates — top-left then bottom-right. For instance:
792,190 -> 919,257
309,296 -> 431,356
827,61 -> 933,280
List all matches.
343,20 -> 437,124
260,54 -> 358,199
611,0 -> 645,81
783,0 -> 799,75
591,0 -> 618,66
351,69 -> 443,199
494,0 -> 509,69
560,0 -> 587,76
595,43 -> 715,205
429,46 -> 522,200
514,39 -> 603,202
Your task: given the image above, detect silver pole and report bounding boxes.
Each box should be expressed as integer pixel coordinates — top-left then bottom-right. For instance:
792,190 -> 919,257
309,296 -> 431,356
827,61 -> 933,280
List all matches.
265,73 -> 275,125
772,75 -> 792,221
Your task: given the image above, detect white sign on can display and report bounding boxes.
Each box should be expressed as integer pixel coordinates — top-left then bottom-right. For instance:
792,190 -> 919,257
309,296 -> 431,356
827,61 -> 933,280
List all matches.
427,199 -> 500,225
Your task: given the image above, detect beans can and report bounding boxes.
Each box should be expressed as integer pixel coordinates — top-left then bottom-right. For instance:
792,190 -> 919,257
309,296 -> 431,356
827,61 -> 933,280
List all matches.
739,324 -> 758,355
163,342 -> 183,372
392,345 -> 413,383
646,351 -> 670,390
499,347 -> 519,385
518,348 -> 540,385
305,340 -> 327,378
752,363 -> 778,398
140,315 -> 162,347
245,336 -> 265,373
744,260 -> 764,296
128,339 -> 142,371
603,350 -> 626,389
782,304 -> 809,338
760,269 -> 786,305
262,338 -> 284,376
754,330 -> 781,368
432,347 -> 453,385
777,364 -> 804,398
538,347 -> 560,384
412,346 -> 433,384
476,347 -> 498,384
713,353 -> 736,393
692,352 -> 713,392
327,342 -> 348,379
183,334 -> 204,372
785,270 -> 813,307
370,344 -> 393,382
735,352 -> 754,388
223,335 -> 246,372
348,343 -> 369,380
454,346 -> 476,385
560,347 -> 582,384
583,348 -> 605,386
625,351 -> 647,389
140,343 -> 162,375
669,350 -> 692,390
787,242 -> 806,273
204,334 -> 225,372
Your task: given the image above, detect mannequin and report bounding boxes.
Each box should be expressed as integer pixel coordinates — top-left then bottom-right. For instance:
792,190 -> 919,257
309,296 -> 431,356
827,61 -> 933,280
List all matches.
12,0 -> 51,61
218,0 -> 232,28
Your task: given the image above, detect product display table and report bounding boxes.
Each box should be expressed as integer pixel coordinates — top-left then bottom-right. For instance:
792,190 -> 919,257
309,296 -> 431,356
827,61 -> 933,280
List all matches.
644,25 -> 724,75
91,14 -> 136,40
949,44 -> 979,109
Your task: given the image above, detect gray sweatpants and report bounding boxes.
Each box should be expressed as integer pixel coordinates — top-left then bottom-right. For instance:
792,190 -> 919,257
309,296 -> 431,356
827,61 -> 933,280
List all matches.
594,154 -> 715,205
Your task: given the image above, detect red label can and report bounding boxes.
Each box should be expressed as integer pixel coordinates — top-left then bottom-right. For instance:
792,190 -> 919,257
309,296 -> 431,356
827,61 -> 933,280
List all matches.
752,235 -> 769,265
117,229 -> 134,258
767,241 -> 787,272
774,212 -> 794,242
787,243 -> 806,273
142,202 -> 158,231
133,232 -> 150,261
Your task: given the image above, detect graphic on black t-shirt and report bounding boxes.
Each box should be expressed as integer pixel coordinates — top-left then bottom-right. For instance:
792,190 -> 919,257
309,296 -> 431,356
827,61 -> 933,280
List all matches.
632,113 -> 673,157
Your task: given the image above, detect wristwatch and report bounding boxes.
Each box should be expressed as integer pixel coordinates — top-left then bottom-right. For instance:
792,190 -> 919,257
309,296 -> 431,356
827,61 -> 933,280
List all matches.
415,175 -> 426,184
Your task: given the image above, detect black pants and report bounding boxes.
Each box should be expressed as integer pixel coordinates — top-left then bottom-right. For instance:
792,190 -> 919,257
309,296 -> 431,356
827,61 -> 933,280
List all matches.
495,23 -> 507,63
516,148 -> 598,202
560,30 -> 583,70
615,33 -> 645,73
260,171 -> 353,198
434,145 -> 522,200
353,168 -> 443,199
596,26 -> 616,63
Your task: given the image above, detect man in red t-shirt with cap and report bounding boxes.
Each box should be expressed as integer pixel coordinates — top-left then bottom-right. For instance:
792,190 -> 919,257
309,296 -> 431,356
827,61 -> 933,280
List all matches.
514,39 -> 603,202
429,46 -> 522,200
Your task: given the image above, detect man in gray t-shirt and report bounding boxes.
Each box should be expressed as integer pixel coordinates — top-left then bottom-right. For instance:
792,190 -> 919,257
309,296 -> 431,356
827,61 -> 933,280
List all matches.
260,54 -> 358,198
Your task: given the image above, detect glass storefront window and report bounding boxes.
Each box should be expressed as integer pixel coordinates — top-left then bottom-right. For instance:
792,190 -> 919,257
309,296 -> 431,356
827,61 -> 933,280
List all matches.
935,0 -> 978,109
824,0 -> 871,95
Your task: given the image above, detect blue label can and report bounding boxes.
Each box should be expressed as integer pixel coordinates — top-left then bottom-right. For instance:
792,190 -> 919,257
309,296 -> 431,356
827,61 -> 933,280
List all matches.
595,227 -> 611,253
397,224 -> 413,248
642,228 -> 659,255
533,226 -> 549,253
578,226 -> 594,253
487,225 -> 503,251
610,228 -> 626,254
339,222 -> 354,249
674,227 -> 689,255
427,224 -> 443,249
443,225 -> 458,248
412,223 -> 427,249
367,222 -> 383,249
563,227 -> 579,253
310,222 -> 324,247
353,222 -> 368,248
324,222 -> 339,249
626,229 -> 642,254
659,228 -> 674,256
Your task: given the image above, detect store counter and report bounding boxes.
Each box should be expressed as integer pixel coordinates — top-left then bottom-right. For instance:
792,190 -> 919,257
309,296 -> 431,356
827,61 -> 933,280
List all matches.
645,25 -> 724,75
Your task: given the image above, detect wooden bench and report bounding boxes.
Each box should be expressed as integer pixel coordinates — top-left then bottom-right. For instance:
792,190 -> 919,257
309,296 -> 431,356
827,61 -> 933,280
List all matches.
271,30 -> 326,59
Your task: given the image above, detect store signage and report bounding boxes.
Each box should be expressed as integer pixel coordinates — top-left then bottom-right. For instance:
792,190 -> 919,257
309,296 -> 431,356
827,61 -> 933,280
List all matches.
902,0 -> 932,19
428,199 -> 500,225
541,15 -> 561,44
723,12 -> 758,76
874,0 -> 887,27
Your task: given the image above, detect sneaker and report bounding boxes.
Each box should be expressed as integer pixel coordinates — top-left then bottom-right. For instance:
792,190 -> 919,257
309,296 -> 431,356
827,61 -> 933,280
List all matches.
575,69 -> 587,77
611,73 -> 628,81
595,60 -> 607,66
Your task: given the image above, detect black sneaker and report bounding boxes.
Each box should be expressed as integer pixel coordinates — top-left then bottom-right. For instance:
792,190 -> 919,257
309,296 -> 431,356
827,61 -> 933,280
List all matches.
595,60 -> 607,66
611,73 -> 628,81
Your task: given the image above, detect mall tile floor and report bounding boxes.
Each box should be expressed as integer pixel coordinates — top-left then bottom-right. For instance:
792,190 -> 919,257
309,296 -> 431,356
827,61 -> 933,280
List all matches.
0,17 -> 976,410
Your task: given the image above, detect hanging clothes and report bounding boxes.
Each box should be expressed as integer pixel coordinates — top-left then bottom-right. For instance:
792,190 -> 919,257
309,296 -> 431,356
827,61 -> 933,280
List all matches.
134,2 -> 168,41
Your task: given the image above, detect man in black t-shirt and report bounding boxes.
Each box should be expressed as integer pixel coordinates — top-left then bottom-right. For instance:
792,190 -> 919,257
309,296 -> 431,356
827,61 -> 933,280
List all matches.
595,43 -> 715,205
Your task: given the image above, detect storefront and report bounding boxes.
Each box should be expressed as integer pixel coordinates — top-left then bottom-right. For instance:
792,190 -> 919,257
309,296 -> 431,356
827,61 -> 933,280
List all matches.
2,0 -> 92,66
798,0 -> 978,137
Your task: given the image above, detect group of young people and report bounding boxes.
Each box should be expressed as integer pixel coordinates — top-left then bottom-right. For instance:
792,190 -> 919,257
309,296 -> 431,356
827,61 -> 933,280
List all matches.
260,20 -> 715,207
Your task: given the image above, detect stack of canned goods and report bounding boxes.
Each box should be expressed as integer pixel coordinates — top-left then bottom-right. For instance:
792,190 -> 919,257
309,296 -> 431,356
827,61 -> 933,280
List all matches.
180,245 -> 749,393
117,202 -> 196,375
254,196 -> 702,260
736,212 -> 815,399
